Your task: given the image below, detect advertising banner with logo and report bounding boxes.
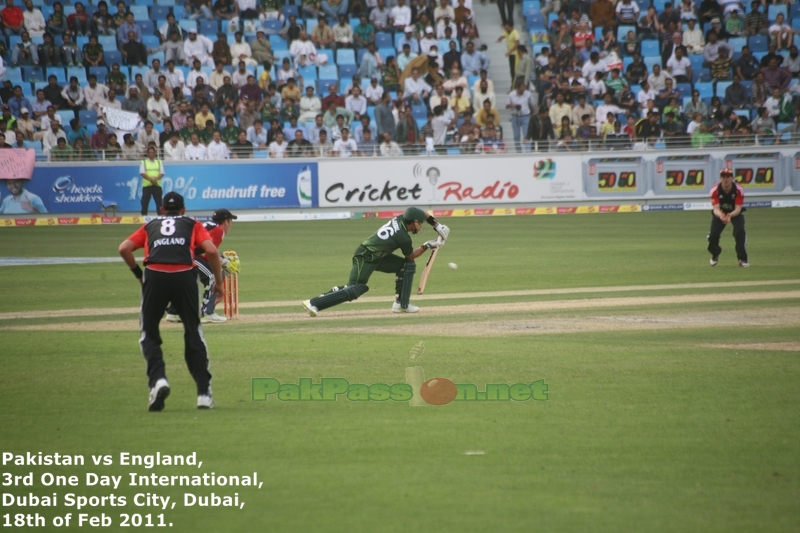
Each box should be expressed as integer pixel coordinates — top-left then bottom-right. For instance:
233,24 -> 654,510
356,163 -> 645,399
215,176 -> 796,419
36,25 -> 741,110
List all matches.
317,156 -> 584,207
0,162 -> 318,214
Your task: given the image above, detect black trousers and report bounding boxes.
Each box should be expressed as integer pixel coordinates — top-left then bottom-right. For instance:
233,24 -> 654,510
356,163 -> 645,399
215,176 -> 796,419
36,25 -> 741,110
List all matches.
140,268 -> 212,395
167,258 -> 216,316
707,213 -> 747,262
497,0 -> 514,26
141,185 -> 162,216
508,55 -> 517,82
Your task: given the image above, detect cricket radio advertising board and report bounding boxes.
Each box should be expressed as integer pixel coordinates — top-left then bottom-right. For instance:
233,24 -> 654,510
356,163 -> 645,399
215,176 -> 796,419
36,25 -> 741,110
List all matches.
317,156 -> 584,207
21,162 -> 319,213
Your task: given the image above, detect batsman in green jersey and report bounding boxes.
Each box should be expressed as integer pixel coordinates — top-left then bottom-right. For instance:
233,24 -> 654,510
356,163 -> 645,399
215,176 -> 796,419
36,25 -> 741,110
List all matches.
302,207 -> 450,315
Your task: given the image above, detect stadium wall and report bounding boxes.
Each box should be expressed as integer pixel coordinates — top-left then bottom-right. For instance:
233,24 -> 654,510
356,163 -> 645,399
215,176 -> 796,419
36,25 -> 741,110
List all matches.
3,147 -> 800,217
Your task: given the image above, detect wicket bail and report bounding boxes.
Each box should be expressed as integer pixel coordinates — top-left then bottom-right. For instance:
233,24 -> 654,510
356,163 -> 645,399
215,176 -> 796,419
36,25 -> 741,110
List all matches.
223,274 -> 239,319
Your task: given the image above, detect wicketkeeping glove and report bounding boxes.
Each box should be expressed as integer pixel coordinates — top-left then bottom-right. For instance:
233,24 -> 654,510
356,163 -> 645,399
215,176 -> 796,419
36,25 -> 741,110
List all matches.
223,251 -> 240,274
434,222 -> 450,241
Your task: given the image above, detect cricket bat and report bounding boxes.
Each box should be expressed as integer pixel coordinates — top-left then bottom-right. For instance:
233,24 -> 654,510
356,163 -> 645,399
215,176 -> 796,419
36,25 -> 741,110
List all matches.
417,246 -> 439,295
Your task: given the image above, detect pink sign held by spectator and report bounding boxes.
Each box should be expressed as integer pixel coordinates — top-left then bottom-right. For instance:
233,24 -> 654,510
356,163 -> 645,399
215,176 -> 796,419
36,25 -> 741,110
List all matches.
0,149 -> 36,181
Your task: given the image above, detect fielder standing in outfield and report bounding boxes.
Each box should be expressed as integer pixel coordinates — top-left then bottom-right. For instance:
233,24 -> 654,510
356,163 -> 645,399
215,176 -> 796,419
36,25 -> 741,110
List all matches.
302,207 -> 450,316
139,145 -> 164,216
118,192 -> 224,411
166,208 -> 238,324
708,168 -> 749,267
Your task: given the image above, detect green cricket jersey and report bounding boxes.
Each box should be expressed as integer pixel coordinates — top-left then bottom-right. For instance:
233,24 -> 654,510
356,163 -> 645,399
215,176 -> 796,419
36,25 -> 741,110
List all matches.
358,216 -> 414,260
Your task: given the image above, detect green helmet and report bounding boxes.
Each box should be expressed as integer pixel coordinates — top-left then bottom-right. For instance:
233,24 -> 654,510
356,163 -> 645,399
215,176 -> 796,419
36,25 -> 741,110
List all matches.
403,207 -> 427,223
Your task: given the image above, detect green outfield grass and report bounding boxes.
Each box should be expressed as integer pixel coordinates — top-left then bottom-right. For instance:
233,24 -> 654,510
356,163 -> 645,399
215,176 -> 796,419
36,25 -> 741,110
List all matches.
1,209 -> 799,532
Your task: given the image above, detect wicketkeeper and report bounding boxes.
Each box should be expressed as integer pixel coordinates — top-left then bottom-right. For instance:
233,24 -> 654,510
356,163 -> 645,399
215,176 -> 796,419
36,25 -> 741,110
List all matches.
302,207 -> 450,316
166,209 -> 239,323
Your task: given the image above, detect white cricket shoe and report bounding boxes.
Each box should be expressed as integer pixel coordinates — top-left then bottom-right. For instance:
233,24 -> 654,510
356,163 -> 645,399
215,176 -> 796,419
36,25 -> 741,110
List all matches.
710,256 -> 718,266
201,313 -> 227,323
165,313 -> 181,322
148,379 -> 170,412
738,261 -> 750,268
392,302 -> 420,313
302,299 -> 318,317
197,395 -> 215,409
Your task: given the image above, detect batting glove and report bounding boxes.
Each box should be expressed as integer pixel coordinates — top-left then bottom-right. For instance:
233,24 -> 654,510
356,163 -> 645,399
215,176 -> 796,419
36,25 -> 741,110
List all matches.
434,223 -> 450,241
423,239 -> 443,250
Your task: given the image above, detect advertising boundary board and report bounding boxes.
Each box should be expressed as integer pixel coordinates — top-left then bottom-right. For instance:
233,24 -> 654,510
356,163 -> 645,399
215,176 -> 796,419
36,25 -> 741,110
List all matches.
2,201 -> 797,228
0,161 -> 319,215
1,147 -> 799,217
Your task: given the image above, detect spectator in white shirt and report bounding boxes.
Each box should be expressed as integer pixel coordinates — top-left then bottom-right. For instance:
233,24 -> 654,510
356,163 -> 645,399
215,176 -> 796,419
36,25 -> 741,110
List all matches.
666,46 -> 692,83
23,0 -> 46,38
379,132 -> 403,156
230,31 -> 258,67
247,120 -> 268,148
83,75 -> 109,112
637,81 -> 656,109
390,0 -> 412,31
163,131 -> 186,160
364,77 -> 384,105
147,88 -> 171,123
185,133 -> 208,159
231,61 -> 254,88
207,131 -> 231,159
333,127 -> 358,156
683,18 -> 704,55
299,86 -> 322,126
183,29 -> 214,66
269,131 -> 288,157
403,68 -> 432,104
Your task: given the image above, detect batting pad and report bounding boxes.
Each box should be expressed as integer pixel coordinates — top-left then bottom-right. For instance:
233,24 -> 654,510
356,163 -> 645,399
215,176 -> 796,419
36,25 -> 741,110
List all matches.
398,261 -> 416,309
311,283 -> 369,311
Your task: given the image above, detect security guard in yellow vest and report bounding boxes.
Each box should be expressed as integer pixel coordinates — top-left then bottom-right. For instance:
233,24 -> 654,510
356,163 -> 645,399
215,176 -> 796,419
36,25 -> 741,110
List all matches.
139,145 -> 165,216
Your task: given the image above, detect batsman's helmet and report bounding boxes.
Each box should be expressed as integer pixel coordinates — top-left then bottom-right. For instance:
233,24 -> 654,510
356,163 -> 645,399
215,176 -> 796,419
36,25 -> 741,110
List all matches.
403,207 -> 427,223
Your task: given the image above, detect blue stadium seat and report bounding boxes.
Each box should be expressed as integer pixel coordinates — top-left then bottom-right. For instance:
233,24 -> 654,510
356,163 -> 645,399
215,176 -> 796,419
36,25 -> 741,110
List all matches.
793,19 -> 800,32
47,67 -> 67,83
98,35 -> 117,49
136,20 -> 154,35
522,0 -> 539,15
768,4 -> 787,22
317,79 -> 338,93
749,35 -> 768,52
79,109 -> 98,125
152,5 -> 170,19
336,49 -> 356,65
652,0 -> 667,11
525,13 -> 545,31
641,40 -> 659,56
130,6 -> 149,21
104,50 -> 123,66
262,19 -> 282,34
375,32 -> 392,49
715,80 -> 732,97
134,0 -> 154,5
378,48 -> 394,61
32,81 -> 48,95
317,49 -> 334,65
67,66 -> 87,83
172,4 -> 186,17
727,37 -> 746,51
623,56 -> 633,70
692,70 -> 712,83
89,66 -> 109,79
635,0 -> 649,13
179,19 -> 197,33
675,82 -> 692,97
339,63 -> 357,78
617,25 -> 636,41
56,109 -> 74,124
22,66 -> 45,82
411,105 -> 426,119
142,35 -> 160,49
269,34 -> 288,50
298,65 -> 317,80
791,2 -> 800,21
695,81 -> 713,99
159,0 -> 176,5
200,20 -> 219,35
357,47 -> 367,65
149,50 -> 165,65
689,54 -> 705,72
282,4 -> 298,18
643,55 -> 660,72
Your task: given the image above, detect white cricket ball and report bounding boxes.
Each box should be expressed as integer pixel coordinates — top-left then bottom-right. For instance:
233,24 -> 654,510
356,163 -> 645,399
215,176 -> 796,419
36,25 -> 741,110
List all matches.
448,262 -> 458,270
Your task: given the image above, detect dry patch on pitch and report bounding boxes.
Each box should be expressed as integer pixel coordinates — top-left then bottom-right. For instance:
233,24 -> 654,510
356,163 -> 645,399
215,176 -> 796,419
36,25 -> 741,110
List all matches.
4,293 -> 799,337
700,342 -> 800,352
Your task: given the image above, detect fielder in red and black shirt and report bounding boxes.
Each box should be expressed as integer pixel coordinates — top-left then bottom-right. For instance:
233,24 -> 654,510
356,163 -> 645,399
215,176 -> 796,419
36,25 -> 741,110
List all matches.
708,169 -> 748,267
118,192 -> 224,411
